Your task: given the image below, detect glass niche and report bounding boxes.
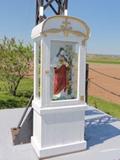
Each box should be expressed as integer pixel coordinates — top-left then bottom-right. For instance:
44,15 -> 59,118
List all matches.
34,43 -> 41,99
50,41 -> 79,101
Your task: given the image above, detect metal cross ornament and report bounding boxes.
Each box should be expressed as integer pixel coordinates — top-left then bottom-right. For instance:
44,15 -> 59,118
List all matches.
36,0 -> 68,24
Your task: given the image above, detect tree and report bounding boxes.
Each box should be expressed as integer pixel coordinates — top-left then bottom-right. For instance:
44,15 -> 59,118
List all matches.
0,37 -> 33,96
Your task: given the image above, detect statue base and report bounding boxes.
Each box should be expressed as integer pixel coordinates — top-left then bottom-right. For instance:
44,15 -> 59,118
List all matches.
31,100 -> 87,158
31,136 -> 86,158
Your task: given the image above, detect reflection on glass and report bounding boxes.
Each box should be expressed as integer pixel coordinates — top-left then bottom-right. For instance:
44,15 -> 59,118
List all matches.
38,45 -> 41,97
50,41 -> 78,101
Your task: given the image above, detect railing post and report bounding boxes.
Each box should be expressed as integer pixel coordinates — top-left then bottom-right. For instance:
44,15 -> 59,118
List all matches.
64,0 -> 68,15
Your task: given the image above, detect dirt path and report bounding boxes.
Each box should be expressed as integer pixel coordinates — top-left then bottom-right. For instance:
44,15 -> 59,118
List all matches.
88,64 -> 120,104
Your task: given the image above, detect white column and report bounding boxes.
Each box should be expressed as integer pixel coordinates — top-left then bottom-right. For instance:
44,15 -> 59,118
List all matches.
64,9 -> 68,16
79,41 -> 87,102
39,6 -> 44,17
34,41 -> 39,99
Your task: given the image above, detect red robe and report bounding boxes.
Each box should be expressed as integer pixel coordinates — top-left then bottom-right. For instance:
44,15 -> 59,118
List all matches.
54,64 -> 67,95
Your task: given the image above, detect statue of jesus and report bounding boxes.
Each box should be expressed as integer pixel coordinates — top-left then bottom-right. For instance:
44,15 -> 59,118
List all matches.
53,48 -> 69,99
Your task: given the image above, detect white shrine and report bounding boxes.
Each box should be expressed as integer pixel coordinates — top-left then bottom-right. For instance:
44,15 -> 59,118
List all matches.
31,15 -> 90,158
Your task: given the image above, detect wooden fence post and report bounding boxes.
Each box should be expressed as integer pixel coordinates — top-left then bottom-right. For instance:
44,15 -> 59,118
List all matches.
85,63 -> 89,103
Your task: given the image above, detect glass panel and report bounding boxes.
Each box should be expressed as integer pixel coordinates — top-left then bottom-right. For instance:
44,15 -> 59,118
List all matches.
38,44 -> 41,97
50,41 -> 78,101
35,43 -> 41,98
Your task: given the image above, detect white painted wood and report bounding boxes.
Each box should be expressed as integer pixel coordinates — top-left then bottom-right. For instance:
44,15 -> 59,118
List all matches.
31,16 -> 90,159
64,9 -> 68,16
31,16 -> 90,40
39,6 -> 44,17
32,101 -> 87,115
33,42 -> 39,99
79,42 -> 87,102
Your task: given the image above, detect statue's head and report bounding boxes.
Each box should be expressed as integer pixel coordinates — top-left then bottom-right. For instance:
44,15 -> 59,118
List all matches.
56,47 -> 65,57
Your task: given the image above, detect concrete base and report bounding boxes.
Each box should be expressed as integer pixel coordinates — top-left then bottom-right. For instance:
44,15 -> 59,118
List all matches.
31,136 -> 86,158
32,102 -> 87,159
1,107 -> 120,160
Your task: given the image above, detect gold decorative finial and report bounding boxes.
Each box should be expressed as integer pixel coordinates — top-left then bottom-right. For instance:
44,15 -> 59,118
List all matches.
60,18 -> 72,36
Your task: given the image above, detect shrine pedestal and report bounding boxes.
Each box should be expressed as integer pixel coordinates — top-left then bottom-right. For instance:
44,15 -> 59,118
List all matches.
31,102 -> 87,158
31,15 -> 90,159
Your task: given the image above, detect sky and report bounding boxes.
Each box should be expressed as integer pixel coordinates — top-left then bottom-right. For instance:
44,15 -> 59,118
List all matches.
0,0 -> 120,55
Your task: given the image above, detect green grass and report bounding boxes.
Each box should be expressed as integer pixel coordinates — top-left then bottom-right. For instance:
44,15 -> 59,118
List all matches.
0,93 -> 28,109
0,78 -> 33,109
87,54 -> 120,64
0,81 -> 8,93
17,77 -> 33,97
88,96 -> 120,119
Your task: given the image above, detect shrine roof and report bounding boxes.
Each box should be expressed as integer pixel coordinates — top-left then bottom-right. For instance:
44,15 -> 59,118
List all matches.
31,15 -> 90,40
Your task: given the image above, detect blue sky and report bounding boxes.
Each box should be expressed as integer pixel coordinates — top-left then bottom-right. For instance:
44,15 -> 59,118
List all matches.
0,0 -> 120,55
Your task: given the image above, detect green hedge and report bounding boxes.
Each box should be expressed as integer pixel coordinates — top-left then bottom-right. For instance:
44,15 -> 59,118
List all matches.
0,78 -> 33,109
0,94 -> 28,109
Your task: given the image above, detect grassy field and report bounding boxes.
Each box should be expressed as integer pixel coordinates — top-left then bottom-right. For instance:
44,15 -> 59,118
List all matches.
87,54 -> 120,64
0,78 -> 33,109
88,96 -> 120,119
87,54 -> 120,119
